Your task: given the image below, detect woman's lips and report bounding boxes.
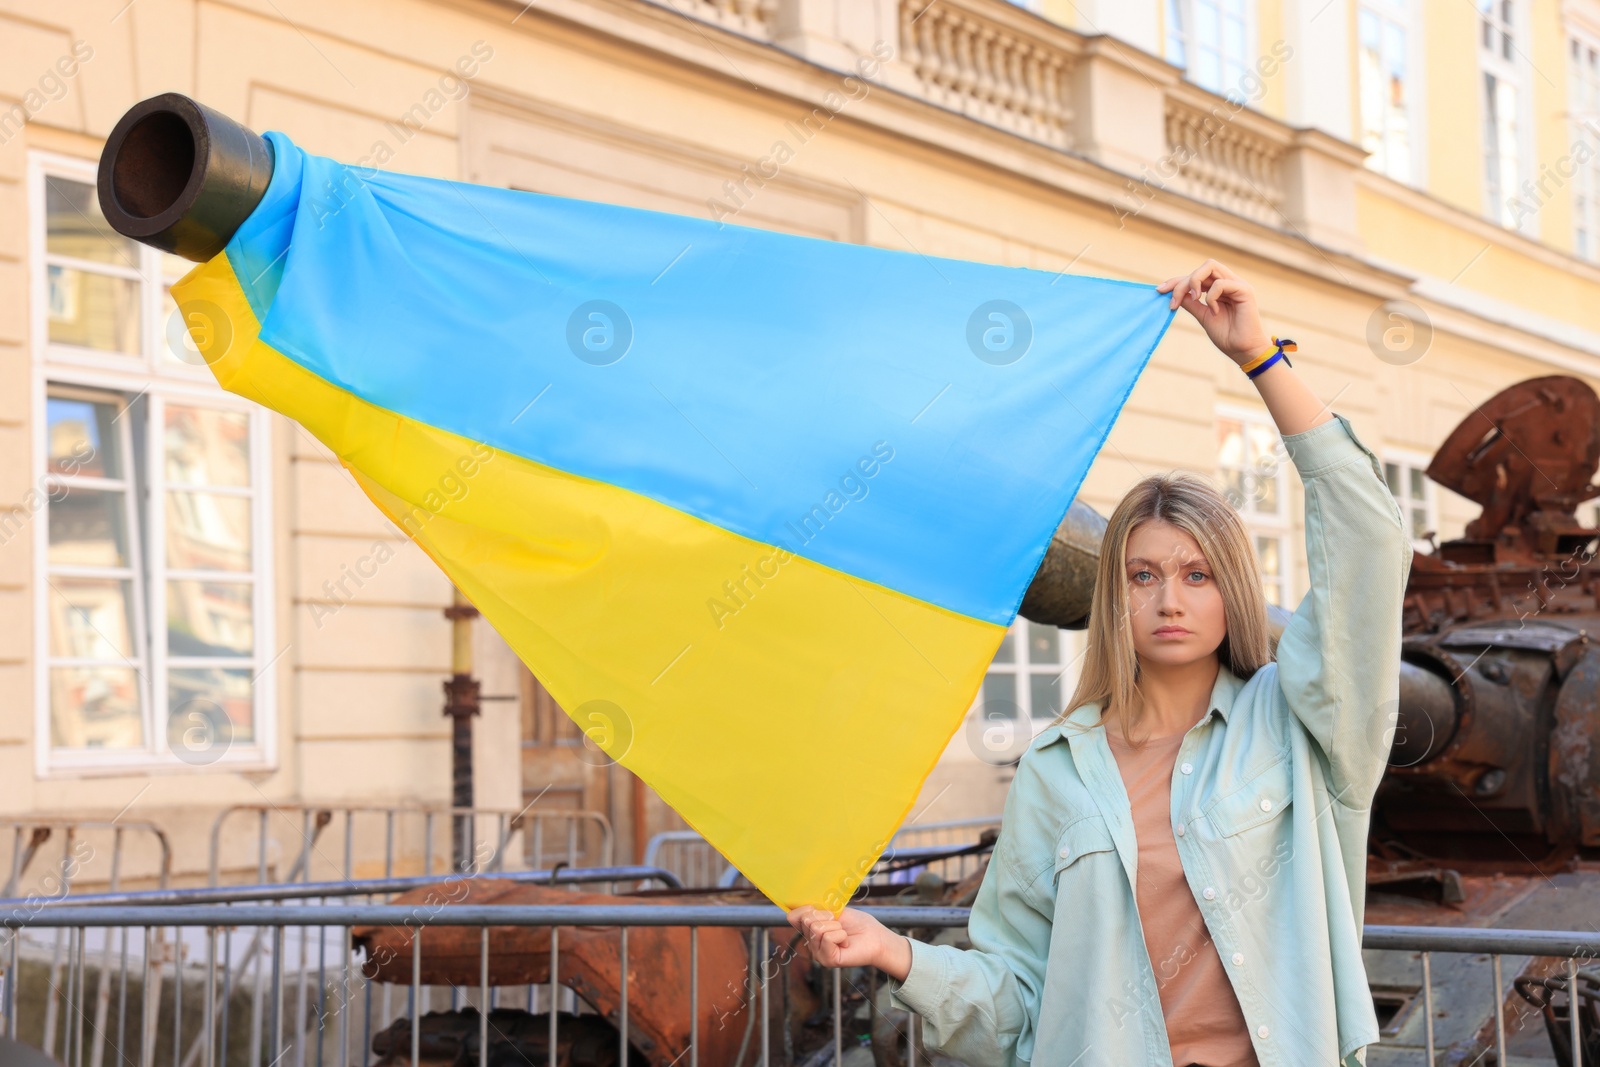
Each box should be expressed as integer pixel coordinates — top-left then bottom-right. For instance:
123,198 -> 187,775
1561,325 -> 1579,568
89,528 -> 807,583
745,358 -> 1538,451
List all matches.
1153,626 -> 1190,637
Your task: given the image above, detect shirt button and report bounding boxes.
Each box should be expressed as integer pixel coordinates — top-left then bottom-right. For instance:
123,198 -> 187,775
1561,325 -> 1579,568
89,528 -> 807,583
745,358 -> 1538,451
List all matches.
1202,886 -> 1216,900
1059,848 -> 1070,858
1180,762 -> 1193,774
1257,1025 -> 1270,1039
1231,952 -> 1244,965
1175,823 -> 1186,837
1260,798 -> 1273,812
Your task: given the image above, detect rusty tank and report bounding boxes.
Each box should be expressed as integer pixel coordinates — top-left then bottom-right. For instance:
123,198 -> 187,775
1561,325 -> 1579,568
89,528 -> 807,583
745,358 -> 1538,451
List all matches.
1377,375 -> 1600,868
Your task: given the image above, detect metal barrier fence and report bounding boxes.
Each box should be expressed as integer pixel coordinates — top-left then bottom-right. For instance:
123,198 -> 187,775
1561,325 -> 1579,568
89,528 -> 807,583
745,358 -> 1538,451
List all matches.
644,817 -> 1003,893
0,819 -> 173,1064
885,817 -> 1000,888
0,867 -> 680,1067
1,896 -> 1595,1067
1,820 -> 173,899
208,805 -> 614,887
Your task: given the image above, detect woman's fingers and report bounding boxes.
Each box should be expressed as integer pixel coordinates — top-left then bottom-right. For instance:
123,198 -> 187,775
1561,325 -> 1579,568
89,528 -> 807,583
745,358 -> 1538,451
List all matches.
1176,285 -> 1212,320
788,904 -> 854,961
1164,259 -> 1239,309
787,905 -> 831,927
1159,274 -> 1192,308
1184,262 -> 1228,301
1205,277 -> 1249,307
1184,266 -> 1210,300
1166,267 -> 1215,309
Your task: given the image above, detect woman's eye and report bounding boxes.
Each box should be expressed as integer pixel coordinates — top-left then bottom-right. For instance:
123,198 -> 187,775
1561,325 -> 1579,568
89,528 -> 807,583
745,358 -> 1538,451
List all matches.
1132,569 -> 1153,582
1188,570 -> 1209,582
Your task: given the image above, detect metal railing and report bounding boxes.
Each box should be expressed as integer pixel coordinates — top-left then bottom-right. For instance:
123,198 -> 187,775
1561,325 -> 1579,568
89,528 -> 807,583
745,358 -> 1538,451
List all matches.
208,805 -> 614,887
645,816 -> 1003,893
0,866 -> 678,1067
0,819 -> 173,1064
642,832 -> 729,890
1,894 -> 1594,1067
1,820 -> 173,898
1363,925 -> 1597,1065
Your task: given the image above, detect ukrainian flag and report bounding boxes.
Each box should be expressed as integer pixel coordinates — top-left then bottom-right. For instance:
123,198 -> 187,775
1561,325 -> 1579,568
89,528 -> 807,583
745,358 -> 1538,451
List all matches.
172,132 -> 1174,909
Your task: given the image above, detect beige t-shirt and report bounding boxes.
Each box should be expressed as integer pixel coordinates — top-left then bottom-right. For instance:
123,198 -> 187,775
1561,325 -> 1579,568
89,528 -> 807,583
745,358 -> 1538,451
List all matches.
1106,726 -> 1259,1067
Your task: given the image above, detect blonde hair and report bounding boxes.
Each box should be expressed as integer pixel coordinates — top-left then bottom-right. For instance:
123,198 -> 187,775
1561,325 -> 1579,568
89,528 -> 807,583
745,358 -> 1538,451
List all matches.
1051,471 -> 1274,748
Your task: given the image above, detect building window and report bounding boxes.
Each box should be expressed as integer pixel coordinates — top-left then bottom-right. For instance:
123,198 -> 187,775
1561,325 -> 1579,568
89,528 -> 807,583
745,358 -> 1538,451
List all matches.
1570,33 -> 1600,260
1217,408 -> 1290,606
1479,0 -> 1525,227
1383,453 -> 1436,553
1358,2 -> 1414,183
1165,0 -> 1253,103
28,154 -> 274,772
980,619 -> 1085,721
1165,0 -> 1188,69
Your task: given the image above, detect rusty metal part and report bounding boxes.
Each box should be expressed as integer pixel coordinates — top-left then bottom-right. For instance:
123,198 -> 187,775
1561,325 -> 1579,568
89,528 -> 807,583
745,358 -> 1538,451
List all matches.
1018,500 -> 1107,629
1392,655 -> 1462,767
1427,376 -> 1600,549
1512,969 -> 1600,1067
371,1009 -> 640,1067
1380,612 -> 1599,861
1405,379 -> 1600,635
445,589 -> 481,871
1550,644 -> 1600,847
1364,857 -> 1466,905
353,880 -> 796,1067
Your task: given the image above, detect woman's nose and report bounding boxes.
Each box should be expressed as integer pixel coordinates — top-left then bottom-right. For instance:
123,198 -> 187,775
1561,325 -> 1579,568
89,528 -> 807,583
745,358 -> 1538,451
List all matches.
1157,582 -> 1186,613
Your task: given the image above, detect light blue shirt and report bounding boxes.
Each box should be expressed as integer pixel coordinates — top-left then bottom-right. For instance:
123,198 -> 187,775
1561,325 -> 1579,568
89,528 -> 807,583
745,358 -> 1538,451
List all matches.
886,412 -> 1413,1067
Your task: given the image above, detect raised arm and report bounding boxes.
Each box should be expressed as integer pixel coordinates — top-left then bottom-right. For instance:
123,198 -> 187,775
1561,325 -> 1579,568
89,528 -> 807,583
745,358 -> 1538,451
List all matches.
1274,415 -> 1412,806
1157,260 -> 1413,809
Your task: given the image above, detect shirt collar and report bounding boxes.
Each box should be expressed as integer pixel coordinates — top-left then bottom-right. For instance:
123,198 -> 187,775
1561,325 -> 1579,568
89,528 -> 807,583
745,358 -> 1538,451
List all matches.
1033,662 -> 1243,750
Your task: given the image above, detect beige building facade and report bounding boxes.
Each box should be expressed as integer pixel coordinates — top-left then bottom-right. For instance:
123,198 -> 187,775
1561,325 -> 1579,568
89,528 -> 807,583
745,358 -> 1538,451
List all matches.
3,0 -> 1599,890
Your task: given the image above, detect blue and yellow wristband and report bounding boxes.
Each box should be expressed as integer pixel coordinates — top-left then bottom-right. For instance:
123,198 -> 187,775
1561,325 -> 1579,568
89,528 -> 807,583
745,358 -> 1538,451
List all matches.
1239,337 -> 1296,379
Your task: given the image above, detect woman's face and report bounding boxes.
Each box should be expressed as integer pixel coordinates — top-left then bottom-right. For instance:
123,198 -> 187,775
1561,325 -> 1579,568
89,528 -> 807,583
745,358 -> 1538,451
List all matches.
1123,519 -> 1228,669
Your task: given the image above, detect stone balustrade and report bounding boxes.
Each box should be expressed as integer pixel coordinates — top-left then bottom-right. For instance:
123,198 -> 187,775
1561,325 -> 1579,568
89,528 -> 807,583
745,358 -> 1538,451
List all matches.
689,0 -> 779,38
1162,90 -> 1290,228
896,0 -> 1076,149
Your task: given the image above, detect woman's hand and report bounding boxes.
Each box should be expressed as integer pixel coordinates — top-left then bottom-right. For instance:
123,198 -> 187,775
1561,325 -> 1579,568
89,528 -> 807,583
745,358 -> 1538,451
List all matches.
786,904 -> 914,981
1156,259 -> 1272,365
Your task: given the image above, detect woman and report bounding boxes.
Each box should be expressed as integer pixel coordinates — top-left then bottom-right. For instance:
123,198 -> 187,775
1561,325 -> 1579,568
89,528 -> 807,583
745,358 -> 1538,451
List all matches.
787,260 -> 1412,1067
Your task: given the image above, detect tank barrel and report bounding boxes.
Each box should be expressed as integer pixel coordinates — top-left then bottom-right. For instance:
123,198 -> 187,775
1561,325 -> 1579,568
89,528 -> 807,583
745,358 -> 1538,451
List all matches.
97,92 -> 274,262
1393,659 -> 1458,766
1019,500 -> 1108,629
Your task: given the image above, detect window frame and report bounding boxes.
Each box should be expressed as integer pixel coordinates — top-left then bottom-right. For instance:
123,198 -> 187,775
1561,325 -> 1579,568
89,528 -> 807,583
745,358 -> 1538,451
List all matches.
1568,23 -> 1600,260
1164,0 -> 1259,104
28,150 -> 278,776
1477,0 -> 1533,231
1215,402 -> 1294,609
1381,448 -> 1438,555
1356,0 -> 1426,186
979,618 -> 1087,723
